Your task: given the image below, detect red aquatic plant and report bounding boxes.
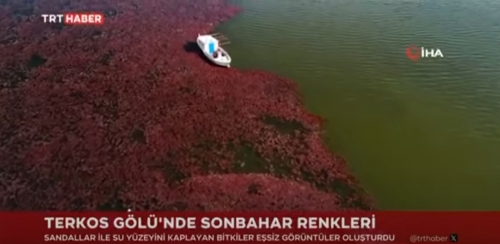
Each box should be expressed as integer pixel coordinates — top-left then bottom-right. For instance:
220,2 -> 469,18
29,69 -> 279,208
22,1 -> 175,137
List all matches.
165,173 -> 341,211
0,0 -> 372,210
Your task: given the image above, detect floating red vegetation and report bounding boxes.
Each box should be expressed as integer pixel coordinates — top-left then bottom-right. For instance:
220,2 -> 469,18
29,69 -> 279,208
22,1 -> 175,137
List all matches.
165,174 -> 340,211
0,0 -> 373,210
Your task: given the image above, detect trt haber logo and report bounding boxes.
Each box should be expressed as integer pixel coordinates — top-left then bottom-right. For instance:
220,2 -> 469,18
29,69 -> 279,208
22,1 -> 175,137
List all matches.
41,13 -> 104,25
406,45 -> 444,61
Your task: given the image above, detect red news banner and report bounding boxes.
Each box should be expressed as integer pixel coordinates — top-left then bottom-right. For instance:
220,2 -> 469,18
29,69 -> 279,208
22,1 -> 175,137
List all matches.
0,212 -> 497,244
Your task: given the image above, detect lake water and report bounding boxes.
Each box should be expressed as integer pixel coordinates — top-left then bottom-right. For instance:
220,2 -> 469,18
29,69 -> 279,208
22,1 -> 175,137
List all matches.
217,0 -> 500,210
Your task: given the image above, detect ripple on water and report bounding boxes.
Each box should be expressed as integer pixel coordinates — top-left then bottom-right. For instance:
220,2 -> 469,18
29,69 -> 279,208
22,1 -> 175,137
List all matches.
222,0 -> 500,210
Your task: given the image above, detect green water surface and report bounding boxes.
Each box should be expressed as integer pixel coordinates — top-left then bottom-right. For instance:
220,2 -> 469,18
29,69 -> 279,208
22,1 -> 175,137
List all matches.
216,0 -> 500,210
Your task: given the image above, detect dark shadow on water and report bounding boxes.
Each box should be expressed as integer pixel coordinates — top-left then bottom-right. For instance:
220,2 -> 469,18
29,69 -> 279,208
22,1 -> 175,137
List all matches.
183,41 -> 200,53
183,41 -> 222,68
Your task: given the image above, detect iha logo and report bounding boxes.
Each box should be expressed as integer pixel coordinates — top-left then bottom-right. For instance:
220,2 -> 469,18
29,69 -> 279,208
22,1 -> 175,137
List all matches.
406,45 -> 444,61
41,13 -> 104,25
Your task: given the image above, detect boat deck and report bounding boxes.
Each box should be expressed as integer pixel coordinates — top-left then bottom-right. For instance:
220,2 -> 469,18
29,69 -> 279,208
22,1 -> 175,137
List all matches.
209,32 -> 231,46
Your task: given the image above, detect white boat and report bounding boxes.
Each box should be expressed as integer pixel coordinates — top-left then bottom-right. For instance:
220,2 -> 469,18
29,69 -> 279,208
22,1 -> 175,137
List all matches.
196,34 -> 231,68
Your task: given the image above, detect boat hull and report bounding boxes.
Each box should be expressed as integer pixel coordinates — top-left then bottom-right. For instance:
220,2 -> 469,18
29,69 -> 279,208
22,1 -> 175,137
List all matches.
197,38 -> 231,67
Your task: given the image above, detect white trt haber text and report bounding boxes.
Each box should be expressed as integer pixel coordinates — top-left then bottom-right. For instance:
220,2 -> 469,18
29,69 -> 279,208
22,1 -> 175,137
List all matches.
41,13 -> 104,25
